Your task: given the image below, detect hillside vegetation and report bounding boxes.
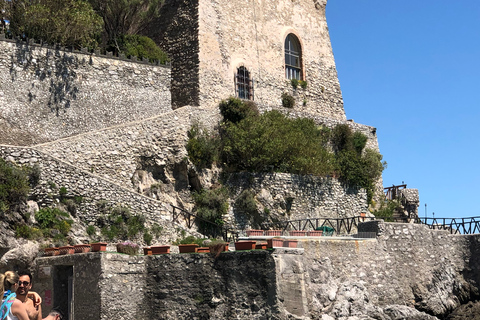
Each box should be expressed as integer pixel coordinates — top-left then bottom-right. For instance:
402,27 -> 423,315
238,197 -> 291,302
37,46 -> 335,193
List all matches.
187,98 -> 386,203
1,0 -> 168,62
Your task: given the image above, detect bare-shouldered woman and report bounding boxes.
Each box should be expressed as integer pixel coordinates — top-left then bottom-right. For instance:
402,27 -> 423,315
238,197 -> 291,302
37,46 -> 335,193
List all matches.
1,271 -> 29,320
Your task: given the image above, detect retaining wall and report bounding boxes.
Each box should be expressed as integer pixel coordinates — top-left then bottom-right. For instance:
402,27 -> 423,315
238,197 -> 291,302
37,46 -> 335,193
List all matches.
0,38 -> 171,145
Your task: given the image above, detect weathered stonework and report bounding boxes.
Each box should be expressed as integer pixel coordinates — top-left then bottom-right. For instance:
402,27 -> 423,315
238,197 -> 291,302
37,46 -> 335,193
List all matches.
152,0 -> 345,119
33,223 -> 480,319
0,145 -> 199,243
225,172 -> 368,231
0,39 -> 171,145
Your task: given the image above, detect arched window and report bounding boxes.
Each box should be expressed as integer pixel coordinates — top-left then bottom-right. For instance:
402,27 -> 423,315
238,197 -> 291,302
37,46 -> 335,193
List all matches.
285,34 -> 302,80
235,66 -> 254,100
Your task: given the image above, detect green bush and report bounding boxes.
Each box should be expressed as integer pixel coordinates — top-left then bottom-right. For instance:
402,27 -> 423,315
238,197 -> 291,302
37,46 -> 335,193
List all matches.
234,189 -> 258,216
219,97 -> 259,124
221,110 -> 334,175
290,79 -> 299,89
35,207 -> 73,238
300,80 -> 308,89
173,235 -> 207,246
372,199 -> 400,222
331,124 -> 386,202
143,231 -> 153,246
100,206 -> 146,241
15,225 -> 43,240
281,93 -> 295,108
193,187 -> 229,237
118,34 -> 169,63
186,124 -> 220,169
0,158 -> 30,213
86,225 -> 96,236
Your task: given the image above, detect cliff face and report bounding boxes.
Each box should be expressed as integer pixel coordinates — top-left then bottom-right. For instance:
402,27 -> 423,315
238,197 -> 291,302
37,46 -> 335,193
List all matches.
33,222 -> 480,319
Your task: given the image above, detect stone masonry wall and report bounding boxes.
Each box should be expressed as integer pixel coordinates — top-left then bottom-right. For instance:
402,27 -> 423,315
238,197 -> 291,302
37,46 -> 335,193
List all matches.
34,106 -> 221,191
196,0 -> 345,119
0,145 -> 195,243
0,38 -> 171,145
33,105 -> 378,195
301,222 -> 476,318
33,223 -> 480,319
150,0 -> 200,109
225,172 -> 368,232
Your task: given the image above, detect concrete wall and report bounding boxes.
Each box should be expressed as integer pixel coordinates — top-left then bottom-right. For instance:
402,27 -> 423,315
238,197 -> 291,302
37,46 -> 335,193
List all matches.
0,38 -> 171,145
33,223 -> 480,319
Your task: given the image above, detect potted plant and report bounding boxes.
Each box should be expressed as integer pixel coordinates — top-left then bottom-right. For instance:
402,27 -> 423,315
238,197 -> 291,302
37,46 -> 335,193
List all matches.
58,246 -> 74,255
255,243 -> 268,250
44,247 -> 59,256
178,244 -> 199,253
116,241 -> 139,255
90,242 -> 108,252
267,238 -> 284,248
234,241 -> 256,251
307,230 -> 323,237
73,244 -> 91,253
283,240 -> 298,248
264,230 -> 282,236
246,230 -> 264,237
151,245 -> 170,255
208,240 -> 229,257
289,230 -> 307,237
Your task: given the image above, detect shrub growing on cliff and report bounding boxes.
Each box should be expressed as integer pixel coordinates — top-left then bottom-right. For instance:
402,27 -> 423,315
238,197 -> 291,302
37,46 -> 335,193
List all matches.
219,97 -> 259,124
35,207 -> 73,238
100,206 -> 146,241
117,34 -> 169,63
281,93 -> 295,108
186,124 -> 220,169
332,125 -> 386,202
0,158 -> 30,213
192,187 -> 228,237
221,110 -> 334,175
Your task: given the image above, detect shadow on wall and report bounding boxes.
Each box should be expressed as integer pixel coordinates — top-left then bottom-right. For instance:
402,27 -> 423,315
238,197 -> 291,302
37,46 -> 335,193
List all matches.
10,41 -> 81,117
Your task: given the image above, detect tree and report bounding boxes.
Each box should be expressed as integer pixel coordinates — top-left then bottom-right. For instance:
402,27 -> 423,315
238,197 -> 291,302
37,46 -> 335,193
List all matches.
88,0 -> 163,53
8,0 -> 102,48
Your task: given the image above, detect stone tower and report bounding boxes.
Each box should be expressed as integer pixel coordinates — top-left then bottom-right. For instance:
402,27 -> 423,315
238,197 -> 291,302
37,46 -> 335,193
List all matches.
153,0 -> 346,120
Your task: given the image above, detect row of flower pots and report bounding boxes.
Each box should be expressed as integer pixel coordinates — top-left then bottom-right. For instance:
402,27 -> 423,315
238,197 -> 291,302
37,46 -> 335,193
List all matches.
234,239 -> 298,250
44,243 -> 106,256
246,230 -> 323,237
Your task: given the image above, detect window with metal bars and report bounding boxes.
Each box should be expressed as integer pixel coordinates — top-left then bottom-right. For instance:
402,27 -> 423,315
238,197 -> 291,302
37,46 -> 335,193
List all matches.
285,34 -> 302,80
235,66 -> 254,100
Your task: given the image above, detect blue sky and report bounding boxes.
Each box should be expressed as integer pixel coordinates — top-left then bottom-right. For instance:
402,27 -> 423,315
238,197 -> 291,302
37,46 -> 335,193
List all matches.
326,1 -> 480,219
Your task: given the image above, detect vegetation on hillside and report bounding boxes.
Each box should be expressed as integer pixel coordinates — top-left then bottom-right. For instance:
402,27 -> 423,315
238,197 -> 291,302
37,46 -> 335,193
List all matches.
2,0 -> 168,62
187,97 -> 386,205
0,158 -> 33,214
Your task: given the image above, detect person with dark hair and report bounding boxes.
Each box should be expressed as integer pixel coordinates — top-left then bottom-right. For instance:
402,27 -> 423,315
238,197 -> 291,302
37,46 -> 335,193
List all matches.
0,271 -> 29,320
42,309 -> 62,320
15,271 -> 41,320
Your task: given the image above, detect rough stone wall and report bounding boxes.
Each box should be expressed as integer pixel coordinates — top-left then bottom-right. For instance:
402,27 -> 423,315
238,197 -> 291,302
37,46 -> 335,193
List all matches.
34,106 -> 221,191
197,0 -> 345,119
0,145 -> 196,243
0,39 -> 171,145
225,172 -> 368,232
151,0 -> 200,109
150,0 -> 345,119
302,222 -> 475,318
35,254 -> 103,319
33,224 -> 480,319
